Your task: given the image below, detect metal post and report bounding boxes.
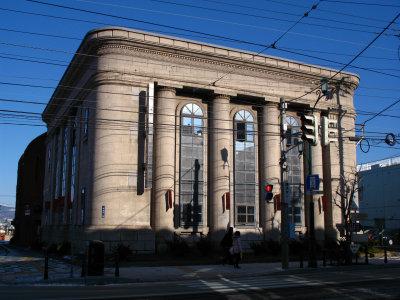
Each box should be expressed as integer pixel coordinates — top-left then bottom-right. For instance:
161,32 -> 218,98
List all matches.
115,253 -> 120,277
308,143 -> 317,268
44,253 -> 49,280
280,98 -> 289,269
384,247 -> 388,263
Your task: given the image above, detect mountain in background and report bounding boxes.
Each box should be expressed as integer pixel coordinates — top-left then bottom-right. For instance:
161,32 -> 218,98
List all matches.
0,204 -> 15,221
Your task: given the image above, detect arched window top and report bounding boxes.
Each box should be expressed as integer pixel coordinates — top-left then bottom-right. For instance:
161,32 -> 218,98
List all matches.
285,116 -> 299,127
235,110 -> 253,122
182,103 -> 203,116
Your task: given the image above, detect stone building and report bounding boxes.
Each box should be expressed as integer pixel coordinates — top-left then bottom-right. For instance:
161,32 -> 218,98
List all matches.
41,27 -> 359,254
15,133 -> 46,248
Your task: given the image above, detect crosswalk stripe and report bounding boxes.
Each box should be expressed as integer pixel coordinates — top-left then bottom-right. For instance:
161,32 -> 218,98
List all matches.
178,276 -> 321,292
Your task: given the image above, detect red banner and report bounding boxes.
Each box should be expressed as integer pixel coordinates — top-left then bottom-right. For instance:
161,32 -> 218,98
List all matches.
275,194 -> 281,210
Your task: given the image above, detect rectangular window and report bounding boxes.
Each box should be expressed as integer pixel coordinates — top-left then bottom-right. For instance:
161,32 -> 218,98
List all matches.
84,108 -> 89,137
54,130 -> 62,199
61,128 -> 68,197
236,205 -> 255,224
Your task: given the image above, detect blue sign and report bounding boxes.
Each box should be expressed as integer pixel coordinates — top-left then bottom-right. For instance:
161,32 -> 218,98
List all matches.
102,205 -> 105,218
306,175 -> 320,191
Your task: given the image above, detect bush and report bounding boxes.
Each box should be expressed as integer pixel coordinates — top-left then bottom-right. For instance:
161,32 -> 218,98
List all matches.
46,241 -> 71,255
112,243 -> 133,261
166,235 -> 190,257
250,239 -> 281,256
196,236 -> 213,256
289,239 -> 305,256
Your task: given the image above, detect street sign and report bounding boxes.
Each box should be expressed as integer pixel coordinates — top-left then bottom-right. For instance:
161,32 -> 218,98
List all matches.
348,222 -> 362,232
350,212 -> 368,221
306,175 -> 320,191
350,244 -> 360,254
352,234 -> 368,243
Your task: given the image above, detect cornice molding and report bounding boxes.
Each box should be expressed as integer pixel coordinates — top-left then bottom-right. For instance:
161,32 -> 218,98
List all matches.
94,41 -> 359,90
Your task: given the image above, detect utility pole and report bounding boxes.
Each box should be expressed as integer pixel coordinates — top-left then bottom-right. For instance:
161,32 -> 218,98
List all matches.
280,98 -> 289,269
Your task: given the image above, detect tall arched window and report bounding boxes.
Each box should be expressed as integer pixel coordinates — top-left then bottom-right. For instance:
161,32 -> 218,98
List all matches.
180,103 -> 204,228
234,110 -> 256,225
285,116 -> 303,225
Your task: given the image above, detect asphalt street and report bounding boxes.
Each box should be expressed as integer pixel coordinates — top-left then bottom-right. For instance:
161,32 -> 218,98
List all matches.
1,241 -> 400,299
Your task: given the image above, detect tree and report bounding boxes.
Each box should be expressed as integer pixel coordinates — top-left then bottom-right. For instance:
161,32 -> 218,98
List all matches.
334,169 -> 363,264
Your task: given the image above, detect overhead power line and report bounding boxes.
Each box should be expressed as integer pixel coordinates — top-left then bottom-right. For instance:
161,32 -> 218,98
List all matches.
323,0 -> 400,8
363,98 -> 400,124
288,12 -> 400,104
261,0 -> 400,24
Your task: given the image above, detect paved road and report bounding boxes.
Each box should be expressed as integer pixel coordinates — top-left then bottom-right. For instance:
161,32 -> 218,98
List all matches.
2,242 -> 400,299
1,265 -> 400,299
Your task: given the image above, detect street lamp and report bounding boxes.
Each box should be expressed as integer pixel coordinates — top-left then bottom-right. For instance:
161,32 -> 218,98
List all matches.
313,78 -> 332,111
321,78 -> 328,95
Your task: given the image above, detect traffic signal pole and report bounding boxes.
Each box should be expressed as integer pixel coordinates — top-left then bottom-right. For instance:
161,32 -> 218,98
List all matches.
308,142 -> 317,268
279,98 -> 289,269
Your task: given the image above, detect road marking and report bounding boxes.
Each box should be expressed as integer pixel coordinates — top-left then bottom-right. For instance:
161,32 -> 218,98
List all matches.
178,276 -> 321,293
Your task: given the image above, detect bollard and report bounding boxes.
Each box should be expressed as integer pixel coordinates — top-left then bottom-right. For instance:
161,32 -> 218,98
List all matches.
115,253 -> 120,277
44,254 -> 49,280
81,260 -> 85,277
323,250 -> 326,267
365,245 -> 368,265
384,247 -> 388,263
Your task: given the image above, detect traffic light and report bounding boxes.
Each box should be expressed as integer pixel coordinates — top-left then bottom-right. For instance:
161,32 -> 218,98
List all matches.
264,184 -> 273,202
321,116 -> 338,146
300,114 -> 318,146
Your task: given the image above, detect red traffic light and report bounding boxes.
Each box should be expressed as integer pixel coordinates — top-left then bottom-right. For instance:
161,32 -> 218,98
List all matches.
265,185 -> 273,192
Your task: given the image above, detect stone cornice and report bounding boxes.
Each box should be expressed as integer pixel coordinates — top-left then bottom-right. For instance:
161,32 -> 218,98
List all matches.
84,27 -> 359,89
93,39 -> 359,91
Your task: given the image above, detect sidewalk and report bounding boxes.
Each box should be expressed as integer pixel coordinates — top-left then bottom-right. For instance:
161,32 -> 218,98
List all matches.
1,243 -> 399,286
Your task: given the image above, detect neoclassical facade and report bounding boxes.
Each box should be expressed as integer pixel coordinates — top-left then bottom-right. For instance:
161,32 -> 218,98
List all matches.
41,27 -> 359,253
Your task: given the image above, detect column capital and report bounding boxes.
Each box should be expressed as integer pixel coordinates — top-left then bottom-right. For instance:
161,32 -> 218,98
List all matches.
157,86 -> 176,94
263,101 -> 279,109
213,94 -> 230,101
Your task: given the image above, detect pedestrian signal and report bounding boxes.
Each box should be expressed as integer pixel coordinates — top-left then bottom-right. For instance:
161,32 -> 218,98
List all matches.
264,184 -> 273,202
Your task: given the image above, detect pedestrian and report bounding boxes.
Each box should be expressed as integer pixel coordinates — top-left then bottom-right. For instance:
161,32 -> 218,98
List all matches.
220,227 -> 233,265
232,231 -> 243,268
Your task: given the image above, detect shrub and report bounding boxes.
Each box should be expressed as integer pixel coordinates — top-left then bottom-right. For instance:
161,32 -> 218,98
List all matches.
250,239 -> 281,256
196,236 -> 213,256
166,235 -> 190,257
112,243 -> 133,261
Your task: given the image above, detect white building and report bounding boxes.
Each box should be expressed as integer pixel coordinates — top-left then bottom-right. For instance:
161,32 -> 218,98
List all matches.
358,157 -> 400,231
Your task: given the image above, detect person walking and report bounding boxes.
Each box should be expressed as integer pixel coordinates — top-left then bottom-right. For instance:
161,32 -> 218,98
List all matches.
232,231 -> 243,268
220,227 -> 233,265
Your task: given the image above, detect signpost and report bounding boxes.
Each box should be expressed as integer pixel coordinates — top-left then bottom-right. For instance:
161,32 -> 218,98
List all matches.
348,222 -> 362,232
306,174 -> 320,191
352,234 -> 368,243
350,212 -> 368,221
350,244 -> 360,254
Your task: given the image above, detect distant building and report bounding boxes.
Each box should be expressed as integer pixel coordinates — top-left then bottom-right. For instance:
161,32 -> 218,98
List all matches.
358,157 -> 400,230
41,27 -> 359,254
14,133 -> 46,248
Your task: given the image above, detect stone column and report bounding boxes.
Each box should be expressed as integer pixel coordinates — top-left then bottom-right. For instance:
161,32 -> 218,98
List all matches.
261,102 -> 281,239
312,111 -> 325,242
152,87 -> 176,247
210,95 -> 231,239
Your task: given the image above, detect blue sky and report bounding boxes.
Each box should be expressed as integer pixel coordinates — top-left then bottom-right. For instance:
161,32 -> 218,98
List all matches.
1,0 -> 399,207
